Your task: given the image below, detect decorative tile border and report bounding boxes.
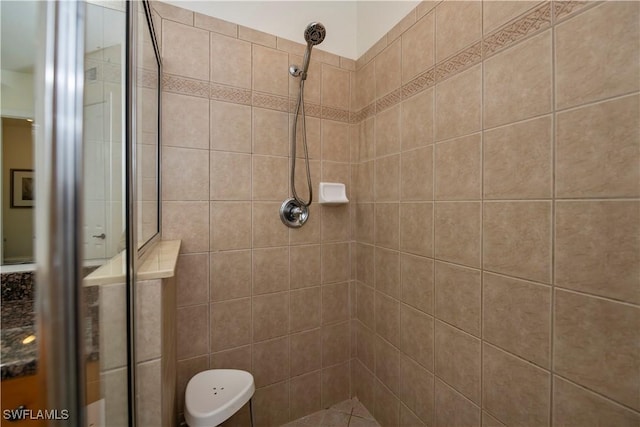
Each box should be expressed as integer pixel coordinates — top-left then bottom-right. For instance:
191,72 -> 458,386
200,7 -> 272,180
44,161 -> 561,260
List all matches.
162,74 -> 209,98
402,67 -> 435,99
163,73 -> 349,122
435,41 -> 483,82
553,0 -> 592,22
483,2 -> 552,59
138,68 -> 158,89
210,83 -> 251,105
376,88 -> 402,113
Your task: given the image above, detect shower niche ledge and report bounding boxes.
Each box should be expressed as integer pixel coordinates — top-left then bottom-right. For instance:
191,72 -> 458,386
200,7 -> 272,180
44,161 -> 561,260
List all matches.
318,182 -> 349,206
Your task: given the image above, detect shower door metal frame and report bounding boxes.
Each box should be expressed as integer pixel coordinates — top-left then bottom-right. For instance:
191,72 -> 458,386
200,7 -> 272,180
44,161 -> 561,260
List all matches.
35,1 -> 86,425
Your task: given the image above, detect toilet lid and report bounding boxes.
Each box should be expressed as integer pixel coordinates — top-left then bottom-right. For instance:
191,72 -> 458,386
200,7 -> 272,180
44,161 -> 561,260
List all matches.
185,369 -> 255,427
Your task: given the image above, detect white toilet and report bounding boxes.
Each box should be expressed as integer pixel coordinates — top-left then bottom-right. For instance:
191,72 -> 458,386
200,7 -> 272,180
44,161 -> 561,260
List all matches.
184,369 -> 255,427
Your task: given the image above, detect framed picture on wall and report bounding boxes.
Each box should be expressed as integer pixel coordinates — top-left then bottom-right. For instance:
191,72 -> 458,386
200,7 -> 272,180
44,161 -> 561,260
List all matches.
10,169 -> 34,208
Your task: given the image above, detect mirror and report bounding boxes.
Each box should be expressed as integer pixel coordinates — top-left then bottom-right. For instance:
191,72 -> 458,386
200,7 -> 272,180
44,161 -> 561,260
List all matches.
135,2 -> 161,250
1,0 -> 37,264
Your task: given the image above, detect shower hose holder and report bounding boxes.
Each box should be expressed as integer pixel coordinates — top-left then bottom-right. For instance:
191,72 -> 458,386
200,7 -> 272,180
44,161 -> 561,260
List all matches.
280,198 -> 309,228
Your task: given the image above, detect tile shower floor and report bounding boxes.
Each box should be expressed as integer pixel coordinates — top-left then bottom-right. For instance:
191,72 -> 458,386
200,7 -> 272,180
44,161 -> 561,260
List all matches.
283,398 -> 380,427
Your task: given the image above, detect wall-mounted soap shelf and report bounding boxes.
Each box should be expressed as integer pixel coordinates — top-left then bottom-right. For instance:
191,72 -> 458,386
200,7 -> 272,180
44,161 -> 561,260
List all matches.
317,182 -> 349,206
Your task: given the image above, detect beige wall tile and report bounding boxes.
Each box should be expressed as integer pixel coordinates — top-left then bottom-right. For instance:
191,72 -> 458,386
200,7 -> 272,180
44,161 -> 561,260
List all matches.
435,379 -> 481,427
400,356 -> 434,425
210,101 -> 251,153
194,13 -> 236,37
483,344 -> 551,427
484,30 -> 552,129
356,203 -> 374,244
357,282 -> 375,330
402,12 -> 435,83
253,291 -> 289,342
435,133 -> 481,200
401,146 -> 433,201
375,380 -> 401,427
322,120 -> 350,162
294,115 -> 321,160
290,371 -> 322,420
353,360 -> 376,413
162,201 -> 209,253
400,202 -> 434,257
375,39 -> 402,98
401,254 -> 434,315
162,92 -> 209,150
483,1 -> 540,34
376,291 -> 401,347
375,248 -> 400,299
162,20 -> 209,80
555,201 -> 640,304
210,151 -> 251,200
435,0 -> 482,61
553,377 -> 640,427
136,359 -> 162,427
210,33 -> 251,89
401,88 -> 434,151
290,329 -> 321,376
290,245 -> 321,289
375,203 -> 400,250
252,45 -> 289,96
252,202 -> 289,248
322,242 -> 350,284
322,362 -> 350,408
321,205 -> 350,243
210,298 -> 251,351
290,56 -> 322,105
482,411 -> 506,427
154,2 -> 194,25
435,321 -> 481,403
434,202 -> 482,268
375,104 -> 401,157
375,155 -> 400,201
357,61 -> 376,110
554,290 -> 640,410
253,380 -> 290,425
388,8 -> 416,43
322,65 -> 350,110
290,287 -> 321,333
375,336 -> 401,395
556,94 -> 640,198
176,253 -> 209,307
434,261 -> 481,337
210,202 -> 251,251
238,25 -> 276,47
322,282 -> 349,324
252,246 -> 289,295
357,321 -> 376,372
252,155 -> 288,200
358,118 -> 375,162
555,2 -> 640,109
252,337 -> 290,387
401,304 -> 434,370
162,147 -> 208,201
253,108 -> 289,157
483,201 -> 552,283
136,280 -> 162,362
401,404 -> 425,427
210,250 -> 251,302
322,321 -> 350,367
435,65 -> 482,141
483,272 -> 551,368
177,304 -> 208,359
484,115 -> 552,199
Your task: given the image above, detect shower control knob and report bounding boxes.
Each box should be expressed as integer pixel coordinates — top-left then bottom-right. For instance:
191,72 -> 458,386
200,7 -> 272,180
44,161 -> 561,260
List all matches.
92,233 -> 106,239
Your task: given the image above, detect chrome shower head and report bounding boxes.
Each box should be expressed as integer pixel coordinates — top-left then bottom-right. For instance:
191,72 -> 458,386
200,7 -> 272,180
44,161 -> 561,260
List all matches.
304,22 -> 326,46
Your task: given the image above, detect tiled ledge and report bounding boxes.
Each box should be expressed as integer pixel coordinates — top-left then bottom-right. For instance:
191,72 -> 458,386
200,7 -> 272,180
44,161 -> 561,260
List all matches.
84,240 -> 181,286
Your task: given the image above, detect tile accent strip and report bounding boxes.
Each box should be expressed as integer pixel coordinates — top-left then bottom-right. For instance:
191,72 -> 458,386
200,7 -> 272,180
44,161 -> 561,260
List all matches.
483,2 -> 552,59
553,0 -> 593,22
435,41 -> 483,82
376,88 -> 403,113
162,74 -> 350,122
402,67 -> 435,99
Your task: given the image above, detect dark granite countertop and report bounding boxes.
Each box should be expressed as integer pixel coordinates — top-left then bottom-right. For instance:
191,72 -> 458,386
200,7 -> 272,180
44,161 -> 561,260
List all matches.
1,326 -> 38,380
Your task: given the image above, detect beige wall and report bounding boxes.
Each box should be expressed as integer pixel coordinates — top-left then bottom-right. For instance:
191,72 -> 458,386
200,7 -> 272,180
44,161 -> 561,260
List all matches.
2,118 -> 34,261
153,2 -> 357,424
351,1 -> 639,426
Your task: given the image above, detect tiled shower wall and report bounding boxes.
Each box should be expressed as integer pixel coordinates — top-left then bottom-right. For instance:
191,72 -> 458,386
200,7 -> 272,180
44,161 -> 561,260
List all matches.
351,1 -> 639,426
152,2 -> 357,424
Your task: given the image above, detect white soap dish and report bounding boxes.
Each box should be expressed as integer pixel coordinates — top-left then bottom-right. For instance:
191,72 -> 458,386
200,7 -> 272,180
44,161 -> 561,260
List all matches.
318,182 -> 349,206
